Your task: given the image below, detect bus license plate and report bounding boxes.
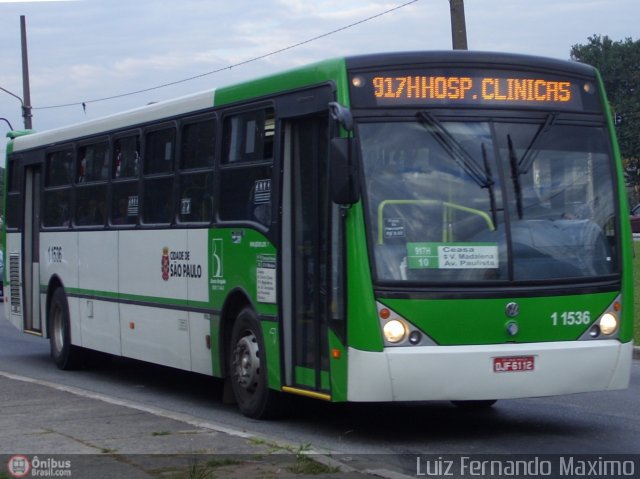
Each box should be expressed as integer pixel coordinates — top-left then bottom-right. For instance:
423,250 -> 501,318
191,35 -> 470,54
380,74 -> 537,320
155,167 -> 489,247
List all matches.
493,356 -> 535,372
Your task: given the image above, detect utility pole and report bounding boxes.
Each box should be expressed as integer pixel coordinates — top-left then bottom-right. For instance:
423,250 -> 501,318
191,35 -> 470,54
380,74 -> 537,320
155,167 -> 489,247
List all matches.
449,0 -> 468,50
0,86 -> 25,130
20,15 -> 33,129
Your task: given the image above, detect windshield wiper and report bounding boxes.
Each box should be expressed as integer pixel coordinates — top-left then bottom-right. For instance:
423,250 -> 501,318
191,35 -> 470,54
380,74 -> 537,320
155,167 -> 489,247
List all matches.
518,113 -> 557,174
482,142 -> 498,227
507,134 -> 523,219
417,111 -> 493,189
507,113 -> 557,219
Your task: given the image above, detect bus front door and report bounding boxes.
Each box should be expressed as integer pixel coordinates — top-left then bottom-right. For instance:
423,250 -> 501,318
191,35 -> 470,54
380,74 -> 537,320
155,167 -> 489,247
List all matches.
282,115 -> 333,398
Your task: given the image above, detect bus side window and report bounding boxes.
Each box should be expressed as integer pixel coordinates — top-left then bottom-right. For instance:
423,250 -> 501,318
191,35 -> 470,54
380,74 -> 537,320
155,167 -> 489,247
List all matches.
75,186 -> 107,226
178,117 -> 216,223
113,135 -> 140,179
111,184 -> 139,226
46,148 -> 74,187
43,148 -> 74,228
75,140 -> 109,227
78,141 -> 109,183
219,108 -> 274,225
142,126 -> 175,224
111,133 -> 141,226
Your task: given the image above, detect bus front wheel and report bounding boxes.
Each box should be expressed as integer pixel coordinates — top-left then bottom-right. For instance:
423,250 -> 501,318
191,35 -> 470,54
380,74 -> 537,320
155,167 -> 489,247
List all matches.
228,307 -> 281,419
49,288 -> 83,370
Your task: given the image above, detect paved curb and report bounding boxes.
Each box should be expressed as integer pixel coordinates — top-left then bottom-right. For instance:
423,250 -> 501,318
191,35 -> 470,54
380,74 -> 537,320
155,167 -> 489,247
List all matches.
0,371 -> 373,478
634,346 -> 640,360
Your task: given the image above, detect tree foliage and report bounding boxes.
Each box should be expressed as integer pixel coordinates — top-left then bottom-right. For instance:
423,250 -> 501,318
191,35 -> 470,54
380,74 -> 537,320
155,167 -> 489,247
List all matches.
571,35 -> 640,203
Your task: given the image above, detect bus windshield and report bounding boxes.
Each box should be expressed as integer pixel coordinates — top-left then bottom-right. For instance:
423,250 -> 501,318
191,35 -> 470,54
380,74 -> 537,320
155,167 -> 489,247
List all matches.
359,115 -> 618,284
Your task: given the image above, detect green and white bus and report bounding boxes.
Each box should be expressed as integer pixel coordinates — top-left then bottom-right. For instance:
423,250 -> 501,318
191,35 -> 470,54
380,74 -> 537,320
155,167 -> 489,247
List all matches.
3,51 -> 634,418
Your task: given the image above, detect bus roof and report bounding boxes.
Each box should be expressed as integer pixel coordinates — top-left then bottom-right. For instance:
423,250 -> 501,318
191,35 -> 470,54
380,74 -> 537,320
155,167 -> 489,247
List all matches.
9,57 -> 350,154
214,57 -> 347,107
10,90 -> 214,153
343,50 -> 597,77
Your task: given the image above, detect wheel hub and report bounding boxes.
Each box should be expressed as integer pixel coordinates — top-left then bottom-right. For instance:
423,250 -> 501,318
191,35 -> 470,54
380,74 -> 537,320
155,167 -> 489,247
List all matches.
233,334 -> 260,390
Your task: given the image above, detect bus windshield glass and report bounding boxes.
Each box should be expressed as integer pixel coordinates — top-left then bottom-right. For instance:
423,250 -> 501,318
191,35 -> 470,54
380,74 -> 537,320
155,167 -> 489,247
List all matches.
359,116 -> 618,284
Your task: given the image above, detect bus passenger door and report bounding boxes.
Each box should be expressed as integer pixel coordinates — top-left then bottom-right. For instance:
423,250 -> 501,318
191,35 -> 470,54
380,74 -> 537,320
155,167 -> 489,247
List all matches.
282,114 -> 337,397
23,166 -> 42,334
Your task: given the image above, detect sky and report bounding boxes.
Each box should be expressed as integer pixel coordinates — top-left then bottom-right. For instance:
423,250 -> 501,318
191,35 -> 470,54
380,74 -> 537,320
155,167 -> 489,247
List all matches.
1,0 -> 639,162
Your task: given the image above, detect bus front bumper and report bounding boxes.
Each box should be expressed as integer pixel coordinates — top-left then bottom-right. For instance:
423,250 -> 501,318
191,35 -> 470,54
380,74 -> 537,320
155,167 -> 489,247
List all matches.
347,340 -> 633,402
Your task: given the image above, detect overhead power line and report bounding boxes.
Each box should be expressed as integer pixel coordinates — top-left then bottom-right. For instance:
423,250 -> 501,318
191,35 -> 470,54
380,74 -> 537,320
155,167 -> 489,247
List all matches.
34,0 -> 419,111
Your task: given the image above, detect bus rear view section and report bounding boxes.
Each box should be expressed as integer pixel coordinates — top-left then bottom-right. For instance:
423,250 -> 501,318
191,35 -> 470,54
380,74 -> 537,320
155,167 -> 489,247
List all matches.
3,51 -> 633,418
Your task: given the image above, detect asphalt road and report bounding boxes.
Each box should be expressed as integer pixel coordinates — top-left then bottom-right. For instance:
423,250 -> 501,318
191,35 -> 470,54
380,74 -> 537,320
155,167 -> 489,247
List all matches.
0,309 -> 638,477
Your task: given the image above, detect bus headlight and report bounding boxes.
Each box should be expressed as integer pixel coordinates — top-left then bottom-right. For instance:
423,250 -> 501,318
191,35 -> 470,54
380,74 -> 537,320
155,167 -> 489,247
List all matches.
376,301 -> 437,347
599,313 -> 618,335
579,296 -> 622,341
383,320 -> 407,343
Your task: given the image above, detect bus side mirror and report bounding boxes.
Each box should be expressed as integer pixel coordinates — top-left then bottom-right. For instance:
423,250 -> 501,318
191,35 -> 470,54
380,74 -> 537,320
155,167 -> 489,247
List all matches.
330,137 -> 360,205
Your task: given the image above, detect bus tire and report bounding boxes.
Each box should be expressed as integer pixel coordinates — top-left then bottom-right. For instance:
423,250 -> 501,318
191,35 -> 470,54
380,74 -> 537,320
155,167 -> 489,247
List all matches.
451,400 -> 497,409
228,307 -> 282,419
49,288 -> 83,370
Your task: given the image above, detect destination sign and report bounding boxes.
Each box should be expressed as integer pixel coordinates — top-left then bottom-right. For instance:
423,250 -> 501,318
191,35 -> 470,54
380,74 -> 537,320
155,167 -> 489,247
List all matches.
349,68 -> 600,111
373,76 -> 571,103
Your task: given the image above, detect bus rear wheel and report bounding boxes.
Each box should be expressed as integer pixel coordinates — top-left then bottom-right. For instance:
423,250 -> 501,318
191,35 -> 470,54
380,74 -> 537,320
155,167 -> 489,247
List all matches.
228,307 -> 281,419
49,288 -> 83,370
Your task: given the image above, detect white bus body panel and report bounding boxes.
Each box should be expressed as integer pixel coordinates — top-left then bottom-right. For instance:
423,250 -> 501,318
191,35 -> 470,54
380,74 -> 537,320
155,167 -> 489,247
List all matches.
189,312 -> 213,375
347,340 -> 633,402
78,231 -> 120,355
115,228 -> 211,374
120,304 -> 191,370
40,232 -> 80,342
32,228 -> 214,375
187,230 -> 209,302
187,230 -> 212,375
119,229 -> 190,370
118,229 -> 188,300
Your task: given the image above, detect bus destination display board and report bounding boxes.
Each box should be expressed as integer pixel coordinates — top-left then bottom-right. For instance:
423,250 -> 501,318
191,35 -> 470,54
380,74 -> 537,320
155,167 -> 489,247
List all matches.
349,69 -> 599,111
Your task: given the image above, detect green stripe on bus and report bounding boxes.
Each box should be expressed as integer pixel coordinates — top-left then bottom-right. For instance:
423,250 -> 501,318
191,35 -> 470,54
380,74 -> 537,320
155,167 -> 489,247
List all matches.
62,286 -> 212,311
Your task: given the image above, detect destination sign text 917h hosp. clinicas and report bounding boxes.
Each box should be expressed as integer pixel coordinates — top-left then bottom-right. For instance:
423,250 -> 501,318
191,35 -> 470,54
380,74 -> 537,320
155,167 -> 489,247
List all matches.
374,75 -> 571,102
350,69 -> 597,110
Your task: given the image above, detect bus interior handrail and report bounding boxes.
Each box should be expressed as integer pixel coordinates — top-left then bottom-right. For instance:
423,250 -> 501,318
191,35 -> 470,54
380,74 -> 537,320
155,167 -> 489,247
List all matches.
377,199 -> 496,245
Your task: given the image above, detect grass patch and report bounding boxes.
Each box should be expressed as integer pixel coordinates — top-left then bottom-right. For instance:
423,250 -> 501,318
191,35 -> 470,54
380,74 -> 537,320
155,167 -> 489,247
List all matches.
289,455 -> 339,475
183,458 -> 212,479
287,443 -> 340,476
159,456 -> 243,479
